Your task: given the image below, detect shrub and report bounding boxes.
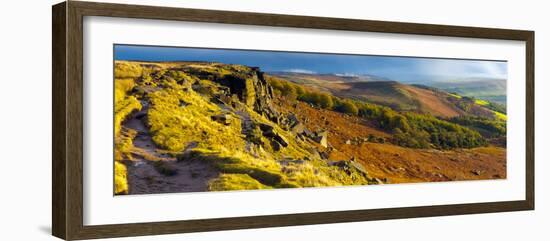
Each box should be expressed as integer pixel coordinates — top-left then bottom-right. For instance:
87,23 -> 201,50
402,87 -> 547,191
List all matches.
319,93 -> 334,109
299,92 -> 321,105
281,82 -> 297,97
449,115 -> 506,138
267,77 -> 283,90
294,85 -> 306,97
393,128 -> 430,148
335,100 -> 359,115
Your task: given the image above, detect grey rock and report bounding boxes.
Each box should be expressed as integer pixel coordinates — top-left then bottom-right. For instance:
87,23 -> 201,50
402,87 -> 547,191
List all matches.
313,131 -> 328,148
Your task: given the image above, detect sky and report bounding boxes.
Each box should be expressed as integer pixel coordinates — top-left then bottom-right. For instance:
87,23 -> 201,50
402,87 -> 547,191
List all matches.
114,45 -> 507,83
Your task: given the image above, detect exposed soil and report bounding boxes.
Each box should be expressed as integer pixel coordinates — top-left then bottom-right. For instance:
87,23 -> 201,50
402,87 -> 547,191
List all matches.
122,103 -> 218,195
400,84 -> 463,118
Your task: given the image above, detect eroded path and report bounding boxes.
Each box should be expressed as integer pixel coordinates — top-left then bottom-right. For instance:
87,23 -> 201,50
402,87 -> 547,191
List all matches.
123,101 -> 218,195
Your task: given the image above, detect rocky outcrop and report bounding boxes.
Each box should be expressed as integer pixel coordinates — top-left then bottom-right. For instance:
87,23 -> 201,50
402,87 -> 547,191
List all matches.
185,65 -> 282,124
181,64 -> 317,152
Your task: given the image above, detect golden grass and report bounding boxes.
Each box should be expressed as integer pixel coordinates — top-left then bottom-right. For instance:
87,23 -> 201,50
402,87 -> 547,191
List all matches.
114,96 -> 141,136
472,146 -> 506,155
115,78 -> 136,103
186,148 -> 284,185
282,160 -> 370,187
188,147 -> 369,189
115,62 -> 142,79
114,161 -> 129,195
494,111 -> 507,121
448,93 -> 462,99
475,99 -> 490,106
208,174 -> 272,191
147,86 -> 245,152
114,128 -> 137,162
114,76 -> 141,137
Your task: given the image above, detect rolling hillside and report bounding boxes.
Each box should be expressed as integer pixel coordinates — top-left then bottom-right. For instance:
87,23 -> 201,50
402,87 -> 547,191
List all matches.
422,78 -> 507,105
271,73 -> 502,119
337,81 -> 465,117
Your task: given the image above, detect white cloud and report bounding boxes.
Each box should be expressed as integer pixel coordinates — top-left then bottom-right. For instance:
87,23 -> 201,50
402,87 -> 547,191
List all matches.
416,59 -> 507,80
334,73 -> 359,77
284,68 -> 316,74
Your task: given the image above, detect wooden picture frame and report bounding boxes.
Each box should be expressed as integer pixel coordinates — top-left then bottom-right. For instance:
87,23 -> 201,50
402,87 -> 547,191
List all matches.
52,1 -> 534,240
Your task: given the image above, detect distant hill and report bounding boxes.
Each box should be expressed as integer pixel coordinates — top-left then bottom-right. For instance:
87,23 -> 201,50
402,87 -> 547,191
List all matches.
341,81 -> 468,117
419,78 -> 507,105
273,73 -> 492,118
269,72 -> 391,90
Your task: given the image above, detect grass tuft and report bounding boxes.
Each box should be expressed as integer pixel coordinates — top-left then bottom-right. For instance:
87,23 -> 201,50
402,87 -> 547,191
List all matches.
114,161 -> 129,194
208,174 -> 272,191
114,128 -> 137,162
114,96 -> 142,136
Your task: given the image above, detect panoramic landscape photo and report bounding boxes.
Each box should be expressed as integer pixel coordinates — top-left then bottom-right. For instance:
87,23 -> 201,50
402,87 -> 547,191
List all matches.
113,44 -> 507,195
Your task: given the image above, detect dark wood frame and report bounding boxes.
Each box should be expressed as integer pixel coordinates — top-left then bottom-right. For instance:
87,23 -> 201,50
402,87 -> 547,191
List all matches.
52,1 -> 535,240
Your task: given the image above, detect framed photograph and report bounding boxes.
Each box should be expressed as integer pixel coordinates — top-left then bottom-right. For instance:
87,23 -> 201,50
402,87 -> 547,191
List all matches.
52,1 -> 534,240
